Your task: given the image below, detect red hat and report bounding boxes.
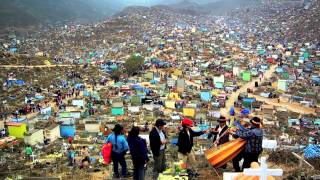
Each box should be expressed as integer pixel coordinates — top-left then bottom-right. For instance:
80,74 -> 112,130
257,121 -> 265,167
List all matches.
182,118 -> 193,127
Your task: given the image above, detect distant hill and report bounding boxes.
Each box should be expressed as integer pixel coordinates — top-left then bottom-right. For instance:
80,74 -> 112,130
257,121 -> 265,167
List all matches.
0,0 -> 121,28
202,0 -> 261,14
0,0 -> 261,29
153,0 -> 262,15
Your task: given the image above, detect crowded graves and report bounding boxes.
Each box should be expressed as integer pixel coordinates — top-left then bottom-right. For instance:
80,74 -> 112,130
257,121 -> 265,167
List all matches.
0,0 -> 320,179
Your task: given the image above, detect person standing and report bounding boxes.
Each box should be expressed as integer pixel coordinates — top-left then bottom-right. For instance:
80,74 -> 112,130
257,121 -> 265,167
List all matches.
234,117 -> 263,170
67,147 -> 75,166
68,136 -> 73,144
0,128 -> 6,138
106,124 -> 129,178
127,126 -> 149,180
149,119 -> 167,180
208,116 -> 229,169
208,116 -> 229,146
177,118 -> 208,177
25,145 -> 33,161
231,119 -> 250,172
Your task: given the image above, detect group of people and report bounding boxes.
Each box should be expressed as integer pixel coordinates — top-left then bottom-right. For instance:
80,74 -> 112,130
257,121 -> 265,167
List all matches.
208,116 -> 263,172
104,115 -> 263,180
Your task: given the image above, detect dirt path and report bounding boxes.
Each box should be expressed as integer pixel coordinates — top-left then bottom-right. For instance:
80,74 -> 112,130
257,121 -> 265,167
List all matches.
249,94 -> 315,115
221,64 -> 316,117
220,65 -> 277,117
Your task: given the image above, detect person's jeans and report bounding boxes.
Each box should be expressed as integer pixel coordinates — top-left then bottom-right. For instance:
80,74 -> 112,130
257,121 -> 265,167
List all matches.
133,163 -> 145,180
111,151 -> 127,176
242,152 -> 260,170
153,150 -> 166,180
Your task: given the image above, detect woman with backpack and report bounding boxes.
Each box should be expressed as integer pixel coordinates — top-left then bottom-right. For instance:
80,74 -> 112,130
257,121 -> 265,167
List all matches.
106,124 -> 129,178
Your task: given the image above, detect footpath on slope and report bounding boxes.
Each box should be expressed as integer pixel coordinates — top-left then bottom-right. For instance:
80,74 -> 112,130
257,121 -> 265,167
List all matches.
221,64 -> 316,117
221,65 -> 275,117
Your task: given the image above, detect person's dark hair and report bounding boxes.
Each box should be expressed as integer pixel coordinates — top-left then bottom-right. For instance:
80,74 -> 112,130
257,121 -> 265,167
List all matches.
113,124 -> 123,150
251,117 -> 261,128
155,119 -> 166,128
113,124 -> 123,135
129,126 -> 140,137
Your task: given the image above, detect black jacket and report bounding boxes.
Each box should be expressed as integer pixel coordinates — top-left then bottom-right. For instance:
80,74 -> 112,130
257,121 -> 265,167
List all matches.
149,127 -> 166,157
127,136 -> 149,165
177,128 -> 204,155
208,125 -> 229,145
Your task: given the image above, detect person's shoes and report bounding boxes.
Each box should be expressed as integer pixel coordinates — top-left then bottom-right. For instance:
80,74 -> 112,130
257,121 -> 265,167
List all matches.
187,170 -> 200,178
193,172 -> 200,177
187,170 -> 194,177
121,173 -> 132,178
112,174 -> 120,178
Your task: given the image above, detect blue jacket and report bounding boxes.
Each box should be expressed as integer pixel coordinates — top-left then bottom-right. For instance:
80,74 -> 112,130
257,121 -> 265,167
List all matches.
106,133 -> 129,154
127,136 -> 149,165
236,128 -> 263,154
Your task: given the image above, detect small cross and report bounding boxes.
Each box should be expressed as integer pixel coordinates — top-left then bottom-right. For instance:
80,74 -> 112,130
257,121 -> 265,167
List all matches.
30,153 -> 37,163
243,157 -> 283,180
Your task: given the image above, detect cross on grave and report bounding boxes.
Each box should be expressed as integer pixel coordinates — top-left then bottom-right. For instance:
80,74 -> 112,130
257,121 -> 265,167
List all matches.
30,153 -> 37,163
243,157 -> 283,180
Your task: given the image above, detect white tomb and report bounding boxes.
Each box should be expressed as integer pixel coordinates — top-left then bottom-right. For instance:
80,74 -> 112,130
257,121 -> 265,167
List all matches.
223,157 -> 283,180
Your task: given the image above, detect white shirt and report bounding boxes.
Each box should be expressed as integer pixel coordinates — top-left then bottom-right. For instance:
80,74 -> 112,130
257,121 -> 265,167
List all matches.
156,127 -> 166,150
216,125 -> 226,140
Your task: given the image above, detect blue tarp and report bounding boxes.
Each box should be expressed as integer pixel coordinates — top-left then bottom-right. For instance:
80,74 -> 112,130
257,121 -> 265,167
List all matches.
215,82 -> 224,89
200,91 -> 212,101
171,138 -> 178,145
198,124 -> 209,139
11,117 -> 27,122
6,80 -> 15,87
35,95 -> 44,100
83,90 -> 91,97
312,77 -> 320,84
16,80 -> 25,86
150,80 -> 157,84
241,108 -> 250,115
230,107 -> 235,116
304,145 -> 320,159
6,79 -> 25,87
144,88 -> 151,94
275,67 -> 284,73
243,98 -> 256,103
60,125 -> 76,137
75,84 -> 84,89
131,84 -> 143,90
9,48 -> 17,53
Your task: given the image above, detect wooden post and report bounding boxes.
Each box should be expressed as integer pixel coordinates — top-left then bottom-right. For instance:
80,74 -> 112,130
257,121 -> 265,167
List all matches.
291,152 -> 314,169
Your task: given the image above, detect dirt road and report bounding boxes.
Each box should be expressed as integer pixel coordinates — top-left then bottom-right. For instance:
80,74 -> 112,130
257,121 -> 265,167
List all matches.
249,94 -> 315,115
220,65 -> 277,117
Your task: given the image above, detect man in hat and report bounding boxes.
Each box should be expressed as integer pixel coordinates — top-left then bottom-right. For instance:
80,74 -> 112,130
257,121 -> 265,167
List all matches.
149,119 -> 167,180
233,117 -> 263,170
177,118 -> 208,177
208,116 -> 229,146
208,116 -> 229,169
